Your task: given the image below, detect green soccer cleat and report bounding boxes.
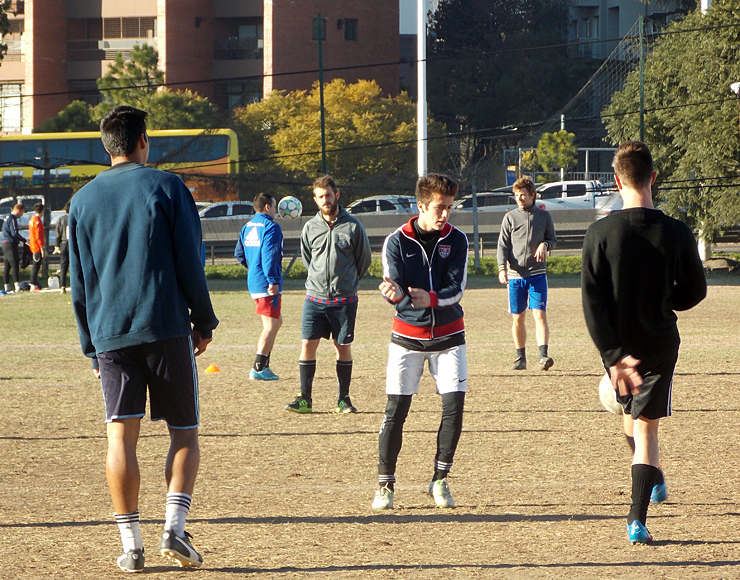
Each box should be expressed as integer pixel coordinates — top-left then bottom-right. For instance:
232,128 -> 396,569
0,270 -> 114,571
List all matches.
285,395 -> 312,413
335,395 -> 358,414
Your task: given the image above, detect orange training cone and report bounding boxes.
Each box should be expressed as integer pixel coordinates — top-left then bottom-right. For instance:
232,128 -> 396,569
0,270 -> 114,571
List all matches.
204,364 -> 220,373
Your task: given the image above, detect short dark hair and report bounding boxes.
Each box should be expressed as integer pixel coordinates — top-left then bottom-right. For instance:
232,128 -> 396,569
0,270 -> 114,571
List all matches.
253,192 -> 275,212
512,175 -> 536,196
415,173 -> 458,206
313,174 -> 337,194
34,203 -> 44,214
100,106 -> 148,157
613,141 -> 654,188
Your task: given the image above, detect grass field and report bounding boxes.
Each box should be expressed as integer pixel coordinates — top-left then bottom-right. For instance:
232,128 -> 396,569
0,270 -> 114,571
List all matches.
2,276 -> 740,579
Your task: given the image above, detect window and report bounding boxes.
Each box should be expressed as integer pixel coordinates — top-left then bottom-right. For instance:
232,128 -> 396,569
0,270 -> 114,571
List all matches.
231,203 -> 254,216
312,17 -> 327,41
565,184 -> 587,197
538,185 -> 563,200
344,18 -> 358,41
378,200 -> 395,212
349,200 -> 375,214
202,204 -> 228,218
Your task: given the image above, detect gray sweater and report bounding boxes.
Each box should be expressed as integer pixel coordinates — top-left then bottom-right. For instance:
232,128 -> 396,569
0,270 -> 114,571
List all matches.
301,206 -> 372,300
497,205 -> 557,278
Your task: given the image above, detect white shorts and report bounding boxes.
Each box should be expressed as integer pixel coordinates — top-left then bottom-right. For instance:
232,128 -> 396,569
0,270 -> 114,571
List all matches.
386,342 -> 468,396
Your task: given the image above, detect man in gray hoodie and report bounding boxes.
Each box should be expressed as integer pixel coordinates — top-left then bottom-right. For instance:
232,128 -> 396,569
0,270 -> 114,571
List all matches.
285,174 -> 372,414
497,175 -> 557,371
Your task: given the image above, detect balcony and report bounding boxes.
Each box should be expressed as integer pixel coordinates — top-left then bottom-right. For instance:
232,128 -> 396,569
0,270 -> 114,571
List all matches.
214,37 -> 263,61
68,38 -> 157,61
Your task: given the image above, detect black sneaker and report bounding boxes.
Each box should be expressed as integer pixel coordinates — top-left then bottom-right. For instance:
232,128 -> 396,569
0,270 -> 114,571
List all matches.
117,548 -> 145,573
539,356 -> 554,371
159,530 -> 203,568
511,357 -> 527,371
335,395 -> 358,414
285,395 -> 312,413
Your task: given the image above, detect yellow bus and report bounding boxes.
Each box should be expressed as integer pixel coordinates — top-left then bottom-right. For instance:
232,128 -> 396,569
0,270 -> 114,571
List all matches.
0,128 -> 239,189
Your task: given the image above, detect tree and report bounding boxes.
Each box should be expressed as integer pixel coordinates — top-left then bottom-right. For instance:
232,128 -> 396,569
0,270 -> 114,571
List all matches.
603,0 -> 740,250
232,79 -> 445,184
427,0 -> 600,157
36,43 -> 219,131
535,130 -> 577,172
33,101 -> 97,133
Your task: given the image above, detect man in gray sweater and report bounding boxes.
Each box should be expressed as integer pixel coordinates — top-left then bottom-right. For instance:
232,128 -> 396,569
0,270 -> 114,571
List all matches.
497,175 -> 557,371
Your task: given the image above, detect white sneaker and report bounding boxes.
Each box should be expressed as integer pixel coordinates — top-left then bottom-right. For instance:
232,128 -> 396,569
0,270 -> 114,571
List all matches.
428,478 -> 455,508
372,485 -> 394,510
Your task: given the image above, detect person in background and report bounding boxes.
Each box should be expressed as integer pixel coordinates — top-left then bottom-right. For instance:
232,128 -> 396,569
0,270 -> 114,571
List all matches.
2,203 -> 26,294
53,203 -> 70,293
28,203 -> 46,292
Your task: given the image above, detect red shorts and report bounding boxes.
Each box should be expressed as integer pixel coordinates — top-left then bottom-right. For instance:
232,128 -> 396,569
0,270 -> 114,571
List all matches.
255,294 -> 281,318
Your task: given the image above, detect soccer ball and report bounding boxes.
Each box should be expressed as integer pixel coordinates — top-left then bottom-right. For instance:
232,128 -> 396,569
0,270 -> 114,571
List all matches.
599,373 -> 623,415
278,196 -> 303,219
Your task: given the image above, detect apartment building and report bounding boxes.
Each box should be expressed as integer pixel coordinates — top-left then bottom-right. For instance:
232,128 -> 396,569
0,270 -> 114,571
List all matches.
569,0 -> 689,60
0,0 -> 399,132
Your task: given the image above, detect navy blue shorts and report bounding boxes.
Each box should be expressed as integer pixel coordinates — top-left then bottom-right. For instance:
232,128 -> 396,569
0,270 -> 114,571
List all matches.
301,297 -> 358,344
97,336 -> 199,429
508,274 -> 548,314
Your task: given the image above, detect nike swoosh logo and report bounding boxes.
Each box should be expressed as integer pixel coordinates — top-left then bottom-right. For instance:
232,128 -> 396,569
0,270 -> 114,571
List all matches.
458,378 -> 467,383
405,253 -> 416,258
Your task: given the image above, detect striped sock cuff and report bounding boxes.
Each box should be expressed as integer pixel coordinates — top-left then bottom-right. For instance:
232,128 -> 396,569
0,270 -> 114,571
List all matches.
435,460 -> 453,473
379,474 -> 396,485
166,492 -> 192,511
115,510 -> 140,524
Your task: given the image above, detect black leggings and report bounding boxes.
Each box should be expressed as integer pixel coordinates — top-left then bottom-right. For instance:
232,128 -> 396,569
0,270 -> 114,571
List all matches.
3,242 -> 19,286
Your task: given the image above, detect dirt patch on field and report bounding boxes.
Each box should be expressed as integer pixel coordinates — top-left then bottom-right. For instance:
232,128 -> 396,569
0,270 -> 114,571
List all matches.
2,284 -> 740,579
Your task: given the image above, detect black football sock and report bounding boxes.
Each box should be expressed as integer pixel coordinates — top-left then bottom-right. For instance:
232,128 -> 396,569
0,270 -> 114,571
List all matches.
299,360 -> 316,401
628,464 -> 661,525
433,392 -> 465,481
266,352 -> 271,368
515,347 -> 526,360
336,360 -> 353,400
254,353 -> 269,372
379,395 -> 412,485
655,468 -> 664,486
625,435 -> 635,454
538,344 -> 548,358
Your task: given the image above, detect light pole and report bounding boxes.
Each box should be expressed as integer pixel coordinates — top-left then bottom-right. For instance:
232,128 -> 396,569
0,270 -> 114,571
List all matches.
730,82 -> 740,159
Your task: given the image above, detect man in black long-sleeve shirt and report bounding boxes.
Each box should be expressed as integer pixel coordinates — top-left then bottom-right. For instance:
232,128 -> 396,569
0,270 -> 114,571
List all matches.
2,203 -> 26,294
581,141 -> 706,545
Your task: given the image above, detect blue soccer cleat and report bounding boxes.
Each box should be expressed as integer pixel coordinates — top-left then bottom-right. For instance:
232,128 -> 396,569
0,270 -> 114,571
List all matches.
651,481 -> 668,504
250,367 -> 279,381
627,520 -> 653,545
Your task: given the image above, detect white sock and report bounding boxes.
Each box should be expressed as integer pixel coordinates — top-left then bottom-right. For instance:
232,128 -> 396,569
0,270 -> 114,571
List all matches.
115,510 -> 143,551
165,492 -> 192,537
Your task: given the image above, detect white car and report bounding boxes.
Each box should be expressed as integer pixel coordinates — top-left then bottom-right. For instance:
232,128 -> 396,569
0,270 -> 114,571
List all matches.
454,188 -> 516,212
198,201 -> 254,220
536,180 -> 612,211
346,195 -> 417,215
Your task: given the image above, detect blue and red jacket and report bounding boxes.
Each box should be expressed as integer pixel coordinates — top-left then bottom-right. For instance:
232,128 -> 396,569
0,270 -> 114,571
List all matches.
381,217 -> 467,340
234,212 -> 283,298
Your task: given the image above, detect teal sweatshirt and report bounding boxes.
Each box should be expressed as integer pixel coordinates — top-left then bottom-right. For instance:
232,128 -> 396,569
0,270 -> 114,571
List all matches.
69,162 -> 218,360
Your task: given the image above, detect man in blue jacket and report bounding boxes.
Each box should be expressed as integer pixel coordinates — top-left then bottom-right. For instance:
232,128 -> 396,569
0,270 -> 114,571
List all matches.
235,192 -> 284,380
69,106 -> 218,572
1,203 -> 26,294
373,173 -> 468,511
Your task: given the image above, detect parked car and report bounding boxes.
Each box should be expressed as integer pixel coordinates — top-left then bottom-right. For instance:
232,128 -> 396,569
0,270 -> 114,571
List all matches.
536,180 -> 613,211
454,187 -> 516,211
198,201 -> 254,220
346,195 -> 417,215
595,186 -> 623,220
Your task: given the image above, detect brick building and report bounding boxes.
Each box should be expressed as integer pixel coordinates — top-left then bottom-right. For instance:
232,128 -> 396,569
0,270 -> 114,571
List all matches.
0,0 -> 399,132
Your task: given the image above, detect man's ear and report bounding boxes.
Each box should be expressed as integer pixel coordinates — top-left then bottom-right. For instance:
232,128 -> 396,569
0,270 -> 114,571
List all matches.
614,174 -> 623,190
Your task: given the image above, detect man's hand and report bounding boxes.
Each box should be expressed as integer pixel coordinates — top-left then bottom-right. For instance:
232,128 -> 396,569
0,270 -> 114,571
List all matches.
379,276 -> 404,302
498,270 -> 508,285
192,330 -> 212,357
408,287 -> 431,308
41,248 -> 47,259
610,355 -> 643,397
267,284 -> 278,296
93,368 -> 101,380
534,242 -> 548,262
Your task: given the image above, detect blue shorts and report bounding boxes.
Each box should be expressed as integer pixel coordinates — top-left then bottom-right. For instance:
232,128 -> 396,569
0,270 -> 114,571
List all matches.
97,336 -> 199,429
508,274 -> 548,314
301,296 -> 358,345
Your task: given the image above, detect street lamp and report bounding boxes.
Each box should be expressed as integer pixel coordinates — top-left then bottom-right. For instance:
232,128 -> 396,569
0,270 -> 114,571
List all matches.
731,82 -> 740,161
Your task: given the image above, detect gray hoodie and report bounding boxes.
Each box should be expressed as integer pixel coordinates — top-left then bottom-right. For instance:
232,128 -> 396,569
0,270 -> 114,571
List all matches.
497,205 -> 557,278
301,206 -> 372,299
